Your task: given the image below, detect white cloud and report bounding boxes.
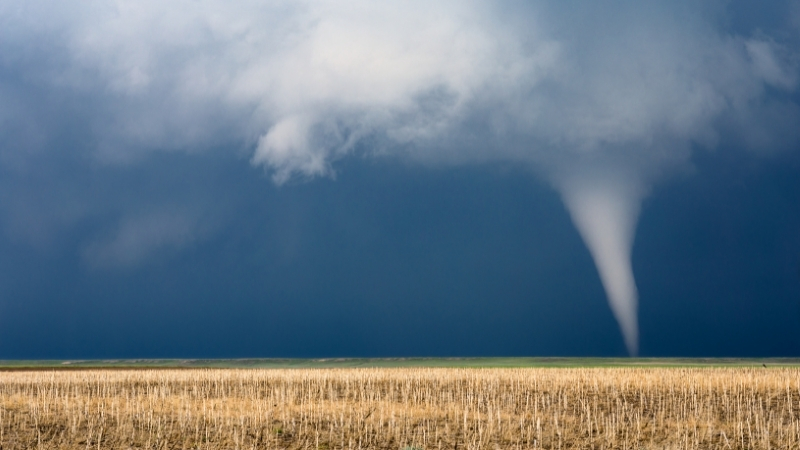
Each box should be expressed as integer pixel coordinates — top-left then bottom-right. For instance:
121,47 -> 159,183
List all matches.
2,1 -> 795,176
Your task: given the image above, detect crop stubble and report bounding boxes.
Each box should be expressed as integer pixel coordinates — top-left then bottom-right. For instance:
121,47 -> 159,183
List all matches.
0,367 -> 799,449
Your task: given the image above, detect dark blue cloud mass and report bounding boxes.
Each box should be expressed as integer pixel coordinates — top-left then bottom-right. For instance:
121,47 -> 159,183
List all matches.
0,0 -> 798,356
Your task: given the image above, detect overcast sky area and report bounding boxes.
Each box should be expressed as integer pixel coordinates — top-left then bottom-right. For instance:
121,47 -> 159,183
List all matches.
0,0 -> 799,358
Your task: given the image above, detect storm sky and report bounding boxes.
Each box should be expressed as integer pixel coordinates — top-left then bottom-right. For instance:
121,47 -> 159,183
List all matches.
0,0 -> 799,357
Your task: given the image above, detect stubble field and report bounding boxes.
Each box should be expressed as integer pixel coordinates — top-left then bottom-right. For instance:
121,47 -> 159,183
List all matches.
0,367 -> 799,449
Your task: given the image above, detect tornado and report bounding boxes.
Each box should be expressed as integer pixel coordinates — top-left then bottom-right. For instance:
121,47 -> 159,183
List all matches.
557,173 -> 644,355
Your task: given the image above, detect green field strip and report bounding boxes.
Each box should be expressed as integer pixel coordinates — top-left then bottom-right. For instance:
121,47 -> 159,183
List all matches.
1,357 -> 800,370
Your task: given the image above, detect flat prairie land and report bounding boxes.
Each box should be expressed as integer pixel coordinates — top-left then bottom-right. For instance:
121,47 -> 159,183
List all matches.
1,367 -> 799,449
2,357 -> 799,369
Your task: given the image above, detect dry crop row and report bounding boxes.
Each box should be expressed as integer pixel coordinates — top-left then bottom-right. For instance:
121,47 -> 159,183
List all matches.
0,367 -> 798,449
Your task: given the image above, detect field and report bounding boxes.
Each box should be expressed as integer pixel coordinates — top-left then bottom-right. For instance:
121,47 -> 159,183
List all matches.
1,364 -> 799,449
3,357 -> 800,369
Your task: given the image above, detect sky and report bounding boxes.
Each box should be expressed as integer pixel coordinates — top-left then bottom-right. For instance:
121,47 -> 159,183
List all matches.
0,0 -> 799,358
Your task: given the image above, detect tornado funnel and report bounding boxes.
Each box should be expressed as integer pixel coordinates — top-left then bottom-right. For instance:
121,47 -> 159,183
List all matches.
558,175 -> 644,355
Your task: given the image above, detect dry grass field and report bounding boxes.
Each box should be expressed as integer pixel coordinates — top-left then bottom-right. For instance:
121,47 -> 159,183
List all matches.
0,367 -> 798,449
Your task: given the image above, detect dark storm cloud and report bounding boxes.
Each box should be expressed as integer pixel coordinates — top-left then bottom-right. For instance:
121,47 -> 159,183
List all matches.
0,0 -> 798,353
4,1 -> 795,170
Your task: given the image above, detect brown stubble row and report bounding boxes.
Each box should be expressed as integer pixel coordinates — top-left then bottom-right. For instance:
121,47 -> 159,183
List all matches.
0,368 -> 798,449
